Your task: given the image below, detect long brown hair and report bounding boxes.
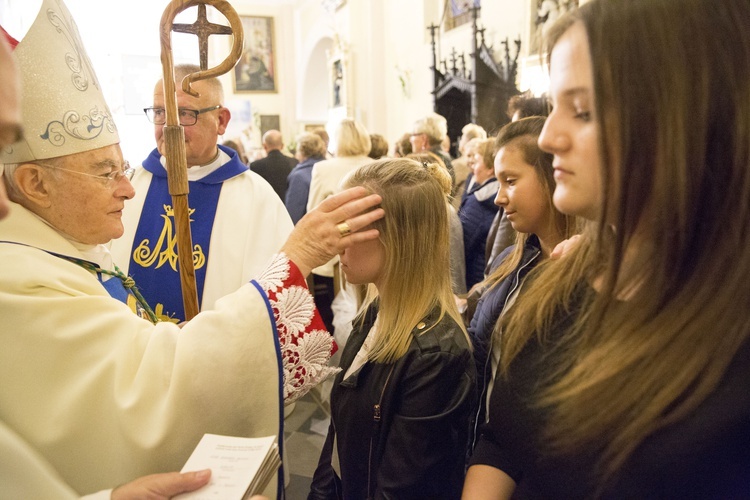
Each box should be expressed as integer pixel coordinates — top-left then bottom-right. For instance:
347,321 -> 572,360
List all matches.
484,117 -> 578,291
500,0 -> 750,484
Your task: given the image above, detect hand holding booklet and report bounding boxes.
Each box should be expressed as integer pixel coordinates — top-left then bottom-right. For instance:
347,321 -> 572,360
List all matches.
175,434 -> 281,499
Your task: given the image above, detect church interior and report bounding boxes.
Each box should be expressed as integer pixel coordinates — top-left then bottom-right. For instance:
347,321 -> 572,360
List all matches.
4,0 -> 750,495
0,0 -> 583,497
0,0 -> 578,163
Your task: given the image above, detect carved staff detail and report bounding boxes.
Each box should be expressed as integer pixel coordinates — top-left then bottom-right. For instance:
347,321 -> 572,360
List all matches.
159,0 -> 244,320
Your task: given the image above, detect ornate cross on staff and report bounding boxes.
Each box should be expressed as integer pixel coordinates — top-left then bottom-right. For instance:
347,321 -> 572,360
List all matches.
159,0 -> 244,320
172,4 -> 233,71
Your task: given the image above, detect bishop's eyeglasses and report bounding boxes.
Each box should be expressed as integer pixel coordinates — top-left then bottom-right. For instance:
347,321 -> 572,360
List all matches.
33,161 -> 135,187
143,105 -> 222,126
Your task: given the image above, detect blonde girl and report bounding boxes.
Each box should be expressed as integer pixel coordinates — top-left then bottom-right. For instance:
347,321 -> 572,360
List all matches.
310,158 -> 475,499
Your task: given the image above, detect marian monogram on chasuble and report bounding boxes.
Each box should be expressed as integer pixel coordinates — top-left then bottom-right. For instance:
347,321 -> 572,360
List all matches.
125,147 -> 246,322
131,204 -> 207,274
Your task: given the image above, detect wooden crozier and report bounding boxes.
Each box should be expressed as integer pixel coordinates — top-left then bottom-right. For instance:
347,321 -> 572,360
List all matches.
158,0 -> 244,320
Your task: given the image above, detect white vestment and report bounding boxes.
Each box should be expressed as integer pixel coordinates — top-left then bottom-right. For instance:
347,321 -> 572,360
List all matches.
0,202 -> 334,497
0,421 -> 110,499
110,149 -> 294,314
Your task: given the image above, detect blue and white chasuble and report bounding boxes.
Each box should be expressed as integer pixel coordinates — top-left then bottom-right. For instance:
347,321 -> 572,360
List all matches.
126,145 -> 248,322
111,145 -> 294,325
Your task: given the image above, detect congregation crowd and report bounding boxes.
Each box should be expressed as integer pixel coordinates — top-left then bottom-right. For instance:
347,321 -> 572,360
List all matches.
1,0 -> 749,498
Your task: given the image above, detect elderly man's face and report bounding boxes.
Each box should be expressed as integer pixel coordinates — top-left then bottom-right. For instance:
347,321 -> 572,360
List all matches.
41,144 -> 135,244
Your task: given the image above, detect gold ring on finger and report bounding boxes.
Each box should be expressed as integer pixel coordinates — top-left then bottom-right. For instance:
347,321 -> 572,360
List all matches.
337,221 -> 352,237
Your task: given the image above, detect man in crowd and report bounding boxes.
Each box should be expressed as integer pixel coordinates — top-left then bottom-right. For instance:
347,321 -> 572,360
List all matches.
250,129 -> 298,201
409,112 -> 456,188
110,64 -> 292,323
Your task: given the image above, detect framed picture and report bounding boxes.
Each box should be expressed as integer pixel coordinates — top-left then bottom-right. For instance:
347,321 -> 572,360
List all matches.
445,0 -> 480,31
530,0 -> 579,54
259,115 -> 280,136
233,16 -> 276,93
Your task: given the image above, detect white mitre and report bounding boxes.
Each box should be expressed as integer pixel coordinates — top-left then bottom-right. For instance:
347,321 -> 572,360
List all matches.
0,0 -> 118,164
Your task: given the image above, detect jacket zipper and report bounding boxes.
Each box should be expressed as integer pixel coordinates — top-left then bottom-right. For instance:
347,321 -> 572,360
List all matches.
471,250 -> 540,451
367,364 -> 396,498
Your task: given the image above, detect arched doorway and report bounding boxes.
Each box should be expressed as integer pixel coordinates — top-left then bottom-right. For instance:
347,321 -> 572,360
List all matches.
298,37 -> 333,123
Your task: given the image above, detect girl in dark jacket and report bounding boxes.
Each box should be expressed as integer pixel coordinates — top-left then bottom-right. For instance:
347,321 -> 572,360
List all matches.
309,158 -> 475,500
466,117 -> 579,454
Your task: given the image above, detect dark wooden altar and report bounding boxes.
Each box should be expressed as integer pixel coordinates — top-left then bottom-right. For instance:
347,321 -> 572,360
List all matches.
429,7 -> 521,154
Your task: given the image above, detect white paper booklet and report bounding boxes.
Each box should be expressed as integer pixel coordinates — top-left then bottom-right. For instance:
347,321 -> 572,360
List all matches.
175,433 -> 281,499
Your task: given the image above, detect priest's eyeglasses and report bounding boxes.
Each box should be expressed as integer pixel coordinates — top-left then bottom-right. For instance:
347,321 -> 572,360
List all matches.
34,161 -> 135,187
143,105 -> 222,126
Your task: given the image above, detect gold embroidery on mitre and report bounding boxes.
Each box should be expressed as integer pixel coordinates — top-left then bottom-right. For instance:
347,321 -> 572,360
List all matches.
132,204 -> 206,271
